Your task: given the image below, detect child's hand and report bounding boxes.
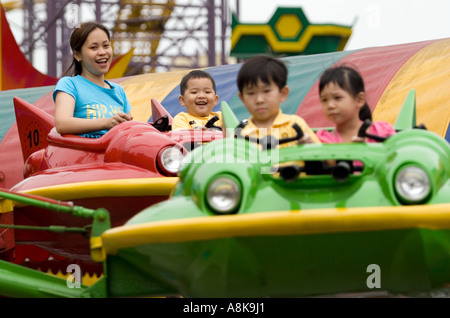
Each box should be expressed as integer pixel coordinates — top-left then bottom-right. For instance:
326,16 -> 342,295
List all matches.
297,133 -> 314,144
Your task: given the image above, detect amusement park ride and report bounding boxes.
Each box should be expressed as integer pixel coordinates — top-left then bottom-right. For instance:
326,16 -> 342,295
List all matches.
0,1 -> 449,298
1,88 -> 450,298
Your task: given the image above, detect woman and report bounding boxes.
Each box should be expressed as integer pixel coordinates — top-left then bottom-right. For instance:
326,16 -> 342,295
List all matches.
53,22 -> 133,138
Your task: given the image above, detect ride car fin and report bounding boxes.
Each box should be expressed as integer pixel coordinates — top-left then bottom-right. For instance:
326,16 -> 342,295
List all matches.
150,98 -> 173,125
13,97 -> 54,162
221,101 -> 239,137
394,89 -> 416,131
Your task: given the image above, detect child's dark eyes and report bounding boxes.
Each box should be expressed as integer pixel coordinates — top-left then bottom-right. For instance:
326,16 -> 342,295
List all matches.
320,95 -> 343,102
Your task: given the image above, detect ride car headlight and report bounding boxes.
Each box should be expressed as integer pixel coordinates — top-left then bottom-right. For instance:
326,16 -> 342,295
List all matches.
206,176 -> 241,214
395,166 -> 431,204
158,146 -> 184,175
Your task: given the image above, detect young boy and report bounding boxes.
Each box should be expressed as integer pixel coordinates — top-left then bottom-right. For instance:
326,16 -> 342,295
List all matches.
172,70 -> 222,130
236,55 -> 320,148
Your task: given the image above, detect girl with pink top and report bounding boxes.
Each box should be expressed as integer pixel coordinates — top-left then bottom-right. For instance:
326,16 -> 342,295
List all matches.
316,65 -> 396,143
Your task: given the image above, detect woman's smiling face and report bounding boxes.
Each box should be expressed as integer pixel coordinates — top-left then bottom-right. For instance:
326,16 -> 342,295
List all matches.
76,27 -> 113,79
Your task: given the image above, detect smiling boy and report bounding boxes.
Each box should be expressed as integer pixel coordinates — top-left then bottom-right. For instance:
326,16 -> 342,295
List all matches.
172,70 -> 222,130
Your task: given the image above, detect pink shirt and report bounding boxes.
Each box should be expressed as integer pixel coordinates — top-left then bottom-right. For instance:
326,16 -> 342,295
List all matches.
316,121 -> 396,143
316,121 -> 396,169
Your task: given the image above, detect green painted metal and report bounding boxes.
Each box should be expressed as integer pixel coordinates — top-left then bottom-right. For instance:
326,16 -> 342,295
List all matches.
221,101 -> 239,136
0,188 -> 111,240
0,189 -> 111,298
0,259 -> 88,298
0,188 -> 97,218
0,223 -> 88,234
394,89 -> 417,130
100,228 -> 450,297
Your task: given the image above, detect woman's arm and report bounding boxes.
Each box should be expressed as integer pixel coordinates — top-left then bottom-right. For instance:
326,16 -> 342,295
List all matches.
54,91 -> 132,135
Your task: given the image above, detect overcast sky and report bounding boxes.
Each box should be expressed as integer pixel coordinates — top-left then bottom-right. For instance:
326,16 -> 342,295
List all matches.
229,0 -> 450,50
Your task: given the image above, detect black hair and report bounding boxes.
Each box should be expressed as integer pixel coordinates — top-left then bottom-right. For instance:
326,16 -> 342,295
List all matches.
237,55 -> 288,93
179,70 -> 217,96
319,65 -> 372,121
62,22 -> 111,77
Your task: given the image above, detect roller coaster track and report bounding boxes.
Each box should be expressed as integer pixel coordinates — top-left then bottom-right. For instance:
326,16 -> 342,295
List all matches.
111,0 -> 175,74
110,0 -> 230,74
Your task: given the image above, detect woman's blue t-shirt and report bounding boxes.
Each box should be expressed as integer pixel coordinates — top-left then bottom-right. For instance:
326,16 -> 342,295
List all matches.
53,75 -> 132,138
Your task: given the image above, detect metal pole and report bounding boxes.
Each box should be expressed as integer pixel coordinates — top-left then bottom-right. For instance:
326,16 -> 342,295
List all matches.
221,0 -> 227,65
95,0 -> 102,23
47,0 -> 57,77
207,0 -> 216,66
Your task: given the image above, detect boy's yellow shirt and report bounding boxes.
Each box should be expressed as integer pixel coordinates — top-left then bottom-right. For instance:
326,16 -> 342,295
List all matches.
240,109 -> 320,148
172,111 -> 223,130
